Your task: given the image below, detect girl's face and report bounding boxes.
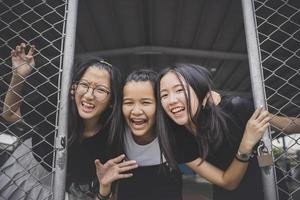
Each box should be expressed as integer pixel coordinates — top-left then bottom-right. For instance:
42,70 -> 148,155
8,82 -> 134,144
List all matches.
160,71 -> 199,127
75,67 -> 111,122
122,81 -> 156,144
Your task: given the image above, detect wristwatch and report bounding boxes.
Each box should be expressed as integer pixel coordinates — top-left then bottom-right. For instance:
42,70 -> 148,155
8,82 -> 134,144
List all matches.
235,150 -> 252,162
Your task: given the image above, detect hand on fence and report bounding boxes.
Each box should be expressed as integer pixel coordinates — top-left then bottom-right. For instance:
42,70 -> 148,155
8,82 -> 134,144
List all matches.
11,43 -> 35,78
240,107 -> 271,153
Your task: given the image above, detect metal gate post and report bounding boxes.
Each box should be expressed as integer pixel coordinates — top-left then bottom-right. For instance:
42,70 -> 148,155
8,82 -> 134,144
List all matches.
54,0 -> 79,199
241,0 -> 278,200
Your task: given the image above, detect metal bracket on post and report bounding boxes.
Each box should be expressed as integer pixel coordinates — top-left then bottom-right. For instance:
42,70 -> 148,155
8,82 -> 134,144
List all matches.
241,0 -> 278,200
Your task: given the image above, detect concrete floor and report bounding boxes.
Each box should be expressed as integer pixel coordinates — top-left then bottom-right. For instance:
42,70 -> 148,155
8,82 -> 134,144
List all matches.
182,175 -> 212,200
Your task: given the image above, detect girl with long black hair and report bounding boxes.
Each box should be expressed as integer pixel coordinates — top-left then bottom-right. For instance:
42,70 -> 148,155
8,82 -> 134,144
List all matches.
156,63 -> 300,200
95,69 -> 191,200
0,43 -> 136,200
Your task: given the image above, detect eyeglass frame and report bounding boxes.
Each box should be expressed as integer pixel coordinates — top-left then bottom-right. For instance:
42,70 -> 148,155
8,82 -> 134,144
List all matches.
74,80 -> 111,101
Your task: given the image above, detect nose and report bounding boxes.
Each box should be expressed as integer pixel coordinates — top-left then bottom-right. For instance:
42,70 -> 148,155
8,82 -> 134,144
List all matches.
83,87 -> 94,99
131,104 -> 143,115
168,93 -> 178,104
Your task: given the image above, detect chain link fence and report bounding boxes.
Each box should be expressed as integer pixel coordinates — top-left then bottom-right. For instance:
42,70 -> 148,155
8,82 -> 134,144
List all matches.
0,0 -> 69,199
254,0 -> 300,199
244,0 -> 300,199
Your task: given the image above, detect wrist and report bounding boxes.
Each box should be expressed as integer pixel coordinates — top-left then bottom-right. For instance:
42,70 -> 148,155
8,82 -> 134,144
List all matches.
99,183 -> 112,198
100,181 -> 111,189
239,139 -> 254,154
235,150 -> 253,162
11,73 -> 24,81
97,190 -> 112,200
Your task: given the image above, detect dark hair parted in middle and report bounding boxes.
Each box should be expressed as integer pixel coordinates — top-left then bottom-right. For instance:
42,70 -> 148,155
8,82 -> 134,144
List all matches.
109,69 -> 158,157
156,63 -> 229,169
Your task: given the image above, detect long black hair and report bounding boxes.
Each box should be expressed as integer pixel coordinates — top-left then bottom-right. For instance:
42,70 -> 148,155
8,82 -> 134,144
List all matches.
109,69 -> 158,157
156,63 -> 229,169
68,57 -> 122,146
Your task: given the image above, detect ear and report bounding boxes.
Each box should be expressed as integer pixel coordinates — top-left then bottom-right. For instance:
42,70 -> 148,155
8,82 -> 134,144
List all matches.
203,91 -> 221,107
70,84 -> 76,98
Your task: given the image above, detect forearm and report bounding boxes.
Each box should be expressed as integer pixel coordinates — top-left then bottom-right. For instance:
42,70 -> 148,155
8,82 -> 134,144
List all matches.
3,73 -> 26,122
186,157 -> 248,190
270,114 -> 300,134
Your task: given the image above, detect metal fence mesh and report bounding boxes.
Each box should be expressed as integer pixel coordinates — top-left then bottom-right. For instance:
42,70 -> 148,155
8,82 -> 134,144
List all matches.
0,0 -> 67,199
254,0 -> 300,199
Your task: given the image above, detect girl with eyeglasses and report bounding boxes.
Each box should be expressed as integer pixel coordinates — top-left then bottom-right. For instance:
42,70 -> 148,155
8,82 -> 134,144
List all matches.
0,43 -> 137,200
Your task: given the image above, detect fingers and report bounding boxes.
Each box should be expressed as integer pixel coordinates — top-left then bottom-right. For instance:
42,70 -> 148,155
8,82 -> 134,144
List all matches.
262,122 -> 270,131
259,114 -> 271,126
12,43 -> 35,58
20,43 -> 26,55
116,173 -> 134,179
256,110 -> 269,123
250,106 -> 263,120
118,160 -> 137,168
111,154 -> 126,164
27,44 -> 35,57
11,49 -> 16,57
118,164 -> 138,173
95,159 -> 103,168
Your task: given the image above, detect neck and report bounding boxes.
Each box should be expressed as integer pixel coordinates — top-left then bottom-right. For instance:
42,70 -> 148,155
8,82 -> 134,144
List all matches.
132,132 -> 155,145
83,118 -> 100,138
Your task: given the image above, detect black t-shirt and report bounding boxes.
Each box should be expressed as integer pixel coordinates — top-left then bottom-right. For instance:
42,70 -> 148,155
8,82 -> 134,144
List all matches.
117,128 -> 199,200
206,96 -> 265,200
67,129 -> 109,186
117,164 -> 183,200
173,125 -> 200,164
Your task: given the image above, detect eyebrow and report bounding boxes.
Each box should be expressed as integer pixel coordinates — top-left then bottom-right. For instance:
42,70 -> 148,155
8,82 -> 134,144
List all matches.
79,79 -> 110,90
123,97 -> 154,101
160,84 -> 184,92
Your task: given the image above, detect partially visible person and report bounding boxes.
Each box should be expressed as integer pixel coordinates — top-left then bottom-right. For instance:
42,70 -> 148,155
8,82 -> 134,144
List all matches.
156,63 -> 300,200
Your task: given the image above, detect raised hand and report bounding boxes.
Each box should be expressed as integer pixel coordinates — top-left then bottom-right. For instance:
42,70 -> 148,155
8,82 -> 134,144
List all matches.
11,43 -> 35,78
95,154 -> 138,187
240,107 -> 271,153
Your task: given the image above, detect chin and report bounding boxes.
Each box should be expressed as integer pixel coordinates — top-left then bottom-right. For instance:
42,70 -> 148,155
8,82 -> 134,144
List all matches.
131,130 -> 146,137
172,117 -> 187,126
79,112 -> 95,120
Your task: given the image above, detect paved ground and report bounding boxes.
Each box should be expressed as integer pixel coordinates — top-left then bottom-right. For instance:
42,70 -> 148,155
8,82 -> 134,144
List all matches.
182,175 -> 212,200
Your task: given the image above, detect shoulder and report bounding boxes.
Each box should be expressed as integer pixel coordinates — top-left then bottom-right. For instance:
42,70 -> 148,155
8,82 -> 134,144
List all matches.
220,95 -> 254,114
173,126 -> 199,163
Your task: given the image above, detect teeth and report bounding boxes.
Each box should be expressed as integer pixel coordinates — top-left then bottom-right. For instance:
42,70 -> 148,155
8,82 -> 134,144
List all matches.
131,119 -> 146,124
82,102 -> 95,108
171,107 -> 184,113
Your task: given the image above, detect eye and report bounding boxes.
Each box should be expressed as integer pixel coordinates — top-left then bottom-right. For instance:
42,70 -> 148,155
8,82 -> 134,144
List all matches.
176,88 -> 184,93
96,87 -> 108,94
78,82 -> 89,88
123,101 -> 133,106
160,93 -> 168,99
142,101 -> 152,105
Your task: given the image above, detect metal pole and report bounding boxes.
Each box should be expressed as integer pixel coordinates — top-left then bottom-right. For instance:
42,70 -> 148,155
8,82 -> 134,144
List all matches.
54,0 -> 78,199
241,0 -> 278,200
